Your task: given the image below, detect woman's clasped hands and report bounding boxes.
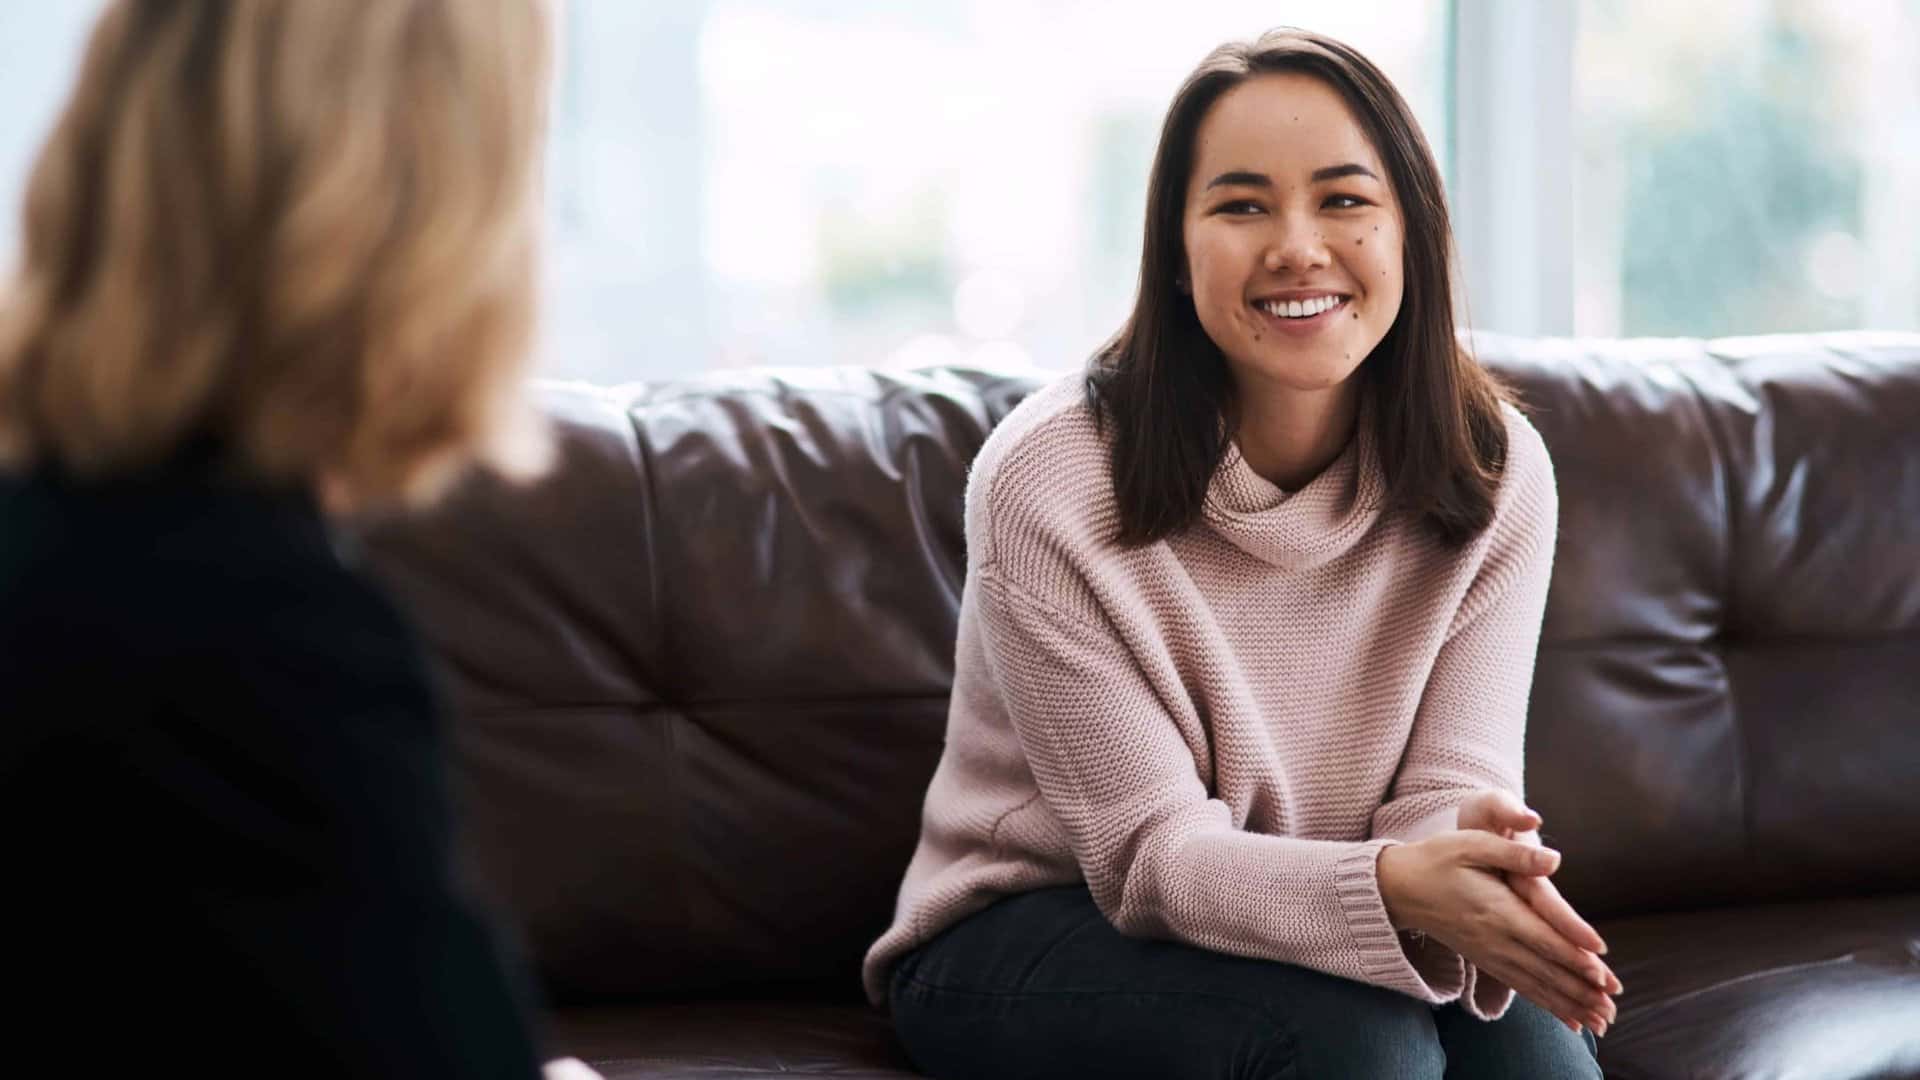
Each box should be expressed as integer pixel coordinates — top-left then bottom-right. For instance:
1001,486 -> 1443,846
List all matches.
1376,789 -> 1624,1036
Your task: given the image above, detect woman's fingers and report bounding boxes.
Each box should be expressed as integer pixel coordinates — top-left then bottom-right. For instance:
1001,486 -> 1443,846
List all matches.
1457,789 -> 1541,835
1478,953 -> 1593,1034
1487,932 -> 1614,1033
1428,831 -> 1622,1032
1455,830 -> 1559,876
1499,864 -> 1622,994
1469,819 -> 1623,994
1494,891 -> 1618,1025
1511,872 -> 1612,966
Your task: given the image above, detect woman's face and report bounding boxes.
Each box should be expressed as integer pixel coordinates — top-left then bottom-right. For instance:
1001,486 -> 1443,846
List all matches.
1181,72 -> 1404,396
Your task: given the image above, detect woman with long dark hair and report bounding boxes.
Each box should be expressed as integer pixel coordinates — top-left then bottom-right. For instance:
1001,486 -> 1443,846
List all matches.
865,29 -> 1618,1078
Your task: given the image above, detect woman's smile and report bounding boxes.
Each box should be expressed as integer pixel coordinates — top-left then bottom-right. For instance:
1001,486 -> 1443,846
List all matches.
1249,291 -> 1353,337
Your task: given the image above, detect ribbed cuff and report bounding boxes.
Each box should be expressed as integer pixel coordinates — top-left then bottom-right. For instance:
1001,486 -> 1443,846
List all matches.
1334,838 -> 1458,1004
1402,931 -> 1467,1001
1459,961 -> 1516,1021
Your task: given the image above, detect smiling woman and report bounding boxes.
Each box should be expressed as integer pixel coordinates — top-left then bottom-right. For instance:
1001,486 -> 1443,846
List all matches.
1180,72 -> 1407,491
867,27 -> 1614,1080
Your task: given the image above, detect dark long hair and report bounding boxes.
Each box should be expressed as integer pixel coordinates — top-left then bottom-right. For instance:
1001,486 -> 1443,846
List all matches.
1085,28 -> 1512,548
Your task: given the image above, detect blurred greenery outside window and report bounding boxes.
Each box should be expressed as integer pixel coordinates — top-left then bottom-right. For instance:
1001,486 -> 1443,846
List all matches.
1573,0 -> 1920,337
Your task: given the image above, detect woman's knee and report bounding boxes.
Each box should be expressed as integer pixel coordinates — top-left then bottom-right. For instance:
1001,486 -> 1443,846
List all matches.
1435,997 -> 1601,1080
1060,927 -> 1448,1080
1248,978 -> 1443,1080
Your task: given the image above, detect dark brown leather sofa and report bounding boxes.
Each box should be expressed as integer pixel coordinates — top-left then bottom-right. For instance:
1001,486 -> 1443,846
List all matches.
363,332 -> 1920,1079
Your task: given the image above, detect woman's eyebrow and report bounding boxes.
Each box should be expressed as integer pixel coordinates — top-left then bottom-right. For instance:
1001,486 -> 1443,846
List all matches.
1311,162 -> 1379,182
1204,163 -> 1379,191
1205,170 -> 1271,190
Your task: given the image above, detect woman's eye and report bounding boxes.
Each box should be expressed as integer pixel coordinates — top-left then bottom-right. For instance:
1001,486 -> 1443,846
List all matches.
1217,200 -> 1264,216
1325,194 -> 1369,210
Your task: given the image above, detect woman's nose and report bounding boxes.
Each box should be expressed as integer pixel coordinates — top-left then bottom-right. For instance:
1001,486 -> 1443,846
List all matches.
1263,213 -> 1331,274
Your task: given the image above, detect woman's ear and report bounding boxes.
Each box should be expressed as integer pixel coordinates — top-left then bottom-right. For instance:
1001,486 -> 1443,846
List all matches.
1175,270 -> 1191,294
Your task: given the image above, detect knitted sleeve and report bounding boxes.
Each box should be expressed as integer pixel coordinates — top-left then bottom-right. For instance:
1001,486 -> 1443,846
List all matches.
972,561 -> 1467,1005
1367,406 -> 1561,1021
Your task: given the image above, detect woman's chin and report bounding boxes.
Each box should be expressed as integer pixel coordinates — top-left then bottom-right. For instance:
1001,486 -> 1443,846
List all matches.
1226,348 -> 1365,395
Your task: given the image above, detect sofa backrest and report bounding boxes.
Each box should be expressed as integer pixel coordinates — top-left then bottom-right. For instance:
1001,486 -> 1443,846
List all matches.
363,334 -> 1920,1003
1478,332 -> 1920,912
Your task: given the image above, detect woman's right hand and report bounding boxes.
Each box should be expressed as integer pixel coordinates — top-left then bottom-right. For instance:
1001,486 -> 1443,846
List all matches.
1376,832 -> 1619,1035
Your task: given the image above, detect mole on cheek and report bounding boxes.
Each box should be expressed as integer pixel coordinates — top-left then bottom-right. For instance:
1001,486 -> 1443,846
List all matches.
1356,239 -> 1363,246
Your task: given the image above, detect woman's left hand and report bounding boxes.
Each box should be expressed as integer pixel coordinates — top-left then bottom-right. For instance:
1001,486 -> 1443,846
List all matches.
1456,789 -> 1623,997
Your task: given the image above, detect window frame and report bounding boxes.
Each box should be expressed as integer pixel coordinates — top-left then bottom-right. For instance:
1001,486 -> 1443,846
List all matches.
1447,0 -> 1577,337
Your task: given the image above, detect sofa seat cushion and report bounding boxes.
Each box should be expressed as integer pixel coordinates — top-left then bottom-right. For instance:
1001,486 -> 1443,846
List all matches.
547,1001 -> 922,1079
1595,892 -> 1920,1079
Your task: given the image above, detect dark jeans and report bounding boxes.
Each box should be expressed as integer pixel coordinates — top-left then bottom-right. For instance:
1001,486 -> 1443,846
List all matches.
889,885 -> 1601,1080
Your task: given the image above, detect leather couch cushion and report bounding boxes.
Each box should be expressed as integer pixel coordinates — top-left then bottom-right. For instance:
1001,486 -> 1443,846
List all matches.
1592,892 -> 1920,1079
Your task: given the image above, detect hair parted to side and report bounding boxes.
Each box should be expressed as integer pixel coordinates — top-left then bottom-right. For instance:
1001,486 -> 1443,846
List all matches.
1085,27 -> 1514,549
0,0 -> 553,508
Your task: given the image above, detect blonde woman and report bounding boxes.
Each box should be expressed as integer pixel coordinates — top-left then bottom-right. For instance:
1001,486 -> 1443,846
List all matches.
1,2 -> 560,1075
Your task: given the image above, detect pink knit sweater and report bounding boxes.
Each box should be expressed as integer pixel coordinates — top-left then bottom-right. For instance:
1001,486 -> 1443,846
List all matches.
861,371 -> 1559,1021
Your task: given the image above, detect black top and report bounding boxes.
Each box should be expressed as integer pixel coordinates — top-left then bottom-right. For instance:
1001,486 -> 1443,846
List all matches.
1,462 -> 544,1077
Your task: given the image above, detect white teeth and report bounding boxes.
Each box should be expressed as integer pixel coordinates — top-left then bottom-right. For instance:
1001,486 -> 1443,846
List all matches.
1258,295 -> 1342,319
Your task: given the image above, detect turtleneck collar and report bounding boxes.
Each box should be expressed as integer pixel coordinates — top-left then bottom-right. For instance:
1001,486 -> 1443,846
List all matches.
1200,393 -> 1385,571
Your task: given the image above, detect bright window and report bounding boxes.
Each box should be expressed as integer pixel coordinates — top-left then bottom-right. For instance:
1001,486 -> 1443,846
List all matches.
543,1 -> 1449,381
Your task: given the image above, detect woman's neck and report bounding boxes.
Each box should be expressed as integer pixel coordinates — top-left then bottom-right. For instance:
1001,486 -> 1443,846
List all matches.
1231,377 -> 1362,493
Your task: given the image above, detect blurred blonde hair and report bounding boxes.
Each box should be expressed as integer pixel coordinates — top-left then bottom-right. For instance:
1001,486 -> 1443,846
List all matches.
0,0 -> 553,508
